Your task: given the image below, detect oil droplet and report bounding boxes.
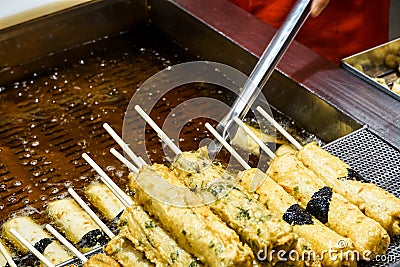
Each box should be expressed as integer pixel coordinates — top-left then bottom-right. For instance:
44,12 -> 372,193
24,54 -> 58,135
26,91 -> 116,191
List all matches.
106,166 -> 116,172
31,141 -> 40,147
13,181 -> 22,186
30,160 -> 38,166
51,188 -> 59,194
24,153 -> 31,158
33,171 -> 41,177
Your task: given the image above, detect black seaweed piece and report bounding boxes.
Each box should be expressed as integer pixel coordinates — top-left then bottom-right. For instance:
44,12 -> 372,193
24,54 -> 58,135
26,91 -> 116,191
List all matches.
17,238 -> 54,266
306,186 -> 333,224
283,204 -> 314,225
344,168 -> 370,183
76,229 -> 110,248
34,238 -> 54,254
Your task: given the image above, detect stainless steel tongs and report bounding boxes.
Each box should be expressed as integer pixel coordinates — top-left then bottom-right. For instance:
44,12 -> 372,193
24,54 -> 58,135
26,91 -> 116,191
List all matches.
208,0 -> 311,158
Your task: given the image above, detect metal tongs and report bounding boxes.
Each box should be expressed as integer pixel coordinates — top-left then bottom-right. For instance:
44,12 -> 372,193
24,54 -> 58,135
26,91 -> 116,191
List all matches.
208,0 -> 311,158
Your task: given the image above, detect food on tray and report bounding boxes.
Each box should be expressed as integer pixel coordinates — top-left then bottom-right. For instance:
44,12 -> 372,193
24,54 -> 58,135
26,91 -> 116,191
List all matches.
84,183 -> 156,266
297,142 -> 400,235
117,204 -> 199,266
384,52 -> 400,69
130,165 -> 254,267
1,137 -> 398,266
85,183 -> 125,222
239,168 -> 357,267
47,199 -> 109,253
392,78 -> 400,95
267,153 -> 390,259
171,152 -> 316,267
2,217 -> 73,265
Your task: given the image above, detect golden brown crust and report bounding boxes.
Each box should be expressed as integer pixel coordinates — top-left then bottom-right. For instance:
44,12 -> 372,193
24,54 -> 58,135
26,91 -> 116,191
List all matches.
298,142 -> 400,235
267,153 -> 390,258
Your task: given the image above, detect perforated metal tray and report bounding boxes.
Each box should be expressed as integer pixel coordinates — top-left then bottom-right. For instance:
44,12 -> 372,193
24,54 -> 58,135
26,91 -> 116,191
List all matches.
324,126 -> 400,267
341,38 -> 400,101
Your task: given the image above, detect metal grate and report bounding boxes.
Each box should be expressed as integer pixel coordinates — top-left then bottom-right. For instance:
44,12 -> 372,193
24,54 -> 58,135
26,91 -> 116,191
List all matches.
324,127 -> 400,267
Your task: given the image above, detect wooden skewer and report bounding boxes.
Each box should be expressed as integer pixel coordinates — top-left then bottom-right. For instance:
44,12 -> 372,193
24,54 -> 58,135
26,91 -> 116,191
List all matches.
82,153 -> 133,207
9,228 -> 55,267
103,123 -> 145,168
134,105 -> 182,155
68,188 -> 115,239
256,106 -> 303,150
205,123 -> 251,170
45,224 -> 88,263
0,242 -> 17,267
233,117 -> 276,159
110,148 -> 139,173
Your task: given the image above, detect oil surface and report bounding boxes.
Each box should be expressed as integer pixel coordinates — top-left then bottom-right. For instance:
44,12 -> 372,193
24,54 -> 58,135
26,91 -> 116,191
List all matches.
0,26 -> 321,228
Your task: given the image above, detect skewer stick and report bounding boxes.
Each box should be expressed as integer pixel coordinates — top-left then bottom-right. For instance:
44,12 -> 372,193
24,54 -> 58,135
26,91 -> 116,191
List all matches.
9,229 -> 55,267
0,242 -> 17,267
134,105 -> 182,155
256,106 -> 303,150
82,153 -> 133,207
205,123 -> 251,170
110,148 -> 139,173
45,224 -> 88,263
68,188 -> 115,239
233,117 -> 276,159
103,123 -> 145,168
138,156 -> 147,166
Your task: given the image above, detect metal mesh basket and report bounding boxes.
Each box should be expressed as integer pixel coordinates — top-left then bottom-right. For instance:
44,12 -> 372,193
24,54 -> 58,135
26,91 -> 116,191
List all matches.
324,126 -> 400,267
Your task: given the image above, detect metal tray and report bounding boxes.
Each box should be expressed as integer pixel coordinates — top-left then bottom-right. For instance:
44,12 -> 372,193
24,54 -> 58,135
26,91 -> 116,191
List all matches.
341,38 -> 400,101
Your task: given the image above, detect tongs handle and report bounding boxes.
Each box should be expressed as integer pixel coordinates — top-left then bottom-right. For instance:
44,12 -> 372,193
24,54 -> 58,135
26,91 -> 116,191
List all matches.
216,0 -> 311,139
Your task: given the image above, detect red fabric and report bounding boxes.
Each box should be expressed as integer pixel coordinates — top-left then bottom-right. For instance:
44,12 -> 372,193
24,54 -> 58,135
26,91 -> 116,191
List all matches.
229,0 -> 390,64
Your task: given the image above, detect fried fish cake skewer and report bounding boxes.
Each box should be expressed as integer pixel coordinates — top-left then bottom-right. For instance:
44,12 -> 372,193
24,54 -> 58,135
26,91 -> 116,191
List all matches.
82,154 -> 201,267
84,183 -> 154,267
267,153 -> 390,259
257,106 -> 400,236
297,142 -> 400,236
172,145 -> 356,267
130,165 -> 254,267
211,120 -> 389,260
238,168 -> 357,267
47,199 -> 109,253
9,228 -> 56,267
170,154 -> 311,267
85,182 -> 126,222
131,109 -> 305,266
2,217 -> 73,266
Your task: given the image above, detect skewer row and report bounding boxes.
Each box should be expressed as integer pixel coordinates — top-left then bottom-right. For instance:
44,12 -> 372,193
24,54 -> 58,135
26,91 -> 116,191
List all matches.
2,104 -> 399,267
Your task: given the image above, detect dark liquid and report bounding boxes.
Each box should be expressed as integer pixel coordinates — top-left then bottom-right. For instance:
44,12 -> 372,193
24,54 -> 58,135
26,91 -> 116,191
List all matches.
0,26 -> 321,227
